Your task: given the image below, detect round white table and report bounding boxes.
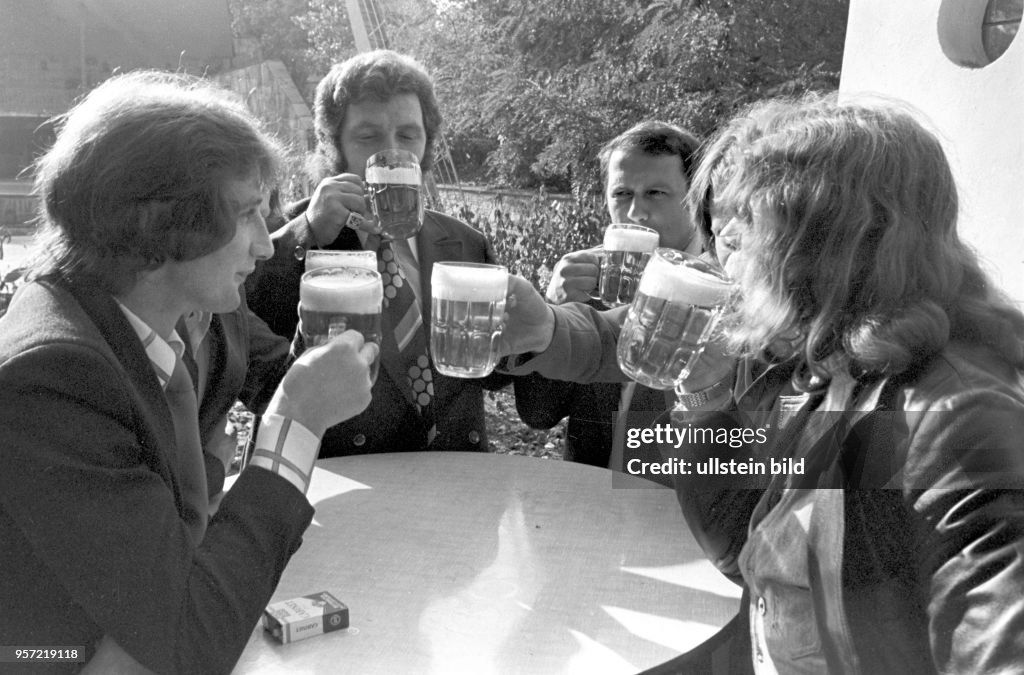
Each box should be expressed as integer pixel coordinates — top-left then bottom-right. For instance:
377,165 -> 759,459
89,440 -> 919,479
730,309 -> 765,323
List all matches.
232,452 -> 740,674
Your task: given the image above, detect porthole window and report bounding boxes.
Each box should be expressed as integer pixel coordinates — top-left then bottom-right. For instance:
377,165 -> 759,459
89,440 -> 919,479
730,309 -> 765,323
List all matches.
939,0 -> 1022,67
983,0 -> 1023,62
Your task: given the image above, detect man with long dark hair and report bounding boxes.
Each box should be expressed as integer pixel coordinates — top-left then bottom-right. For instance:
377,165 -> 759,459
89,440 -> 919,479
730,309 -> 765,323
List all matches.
0,71 -> 376,673
499,95 -> 1024,671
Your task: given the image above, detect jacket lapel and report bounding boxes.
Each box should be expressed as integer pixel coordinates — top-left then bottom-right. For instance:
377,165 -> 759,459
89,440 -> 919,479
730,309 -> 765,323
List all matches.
417,210 -> 466,305
59,281 -> 183,489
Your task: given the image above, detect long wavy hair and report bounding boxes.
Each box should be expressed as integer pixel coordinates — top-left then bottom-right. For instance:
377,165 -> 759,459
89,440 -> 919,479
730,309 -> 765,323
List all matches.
308,50 -> 442,180
689,94 -> 1024,379
30,70 -> 282,295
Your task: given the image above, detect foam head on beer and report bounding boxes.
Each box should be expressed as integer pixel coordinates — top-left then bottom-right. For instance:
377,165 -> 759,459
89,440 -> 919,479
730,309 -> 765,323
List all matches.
299,267 -> 382,381
431,263 -> 508,302
365,149 -> 423,240
304,249 -> 377,272
430,262 -> 507,378
300,267 -> 384,314
603,224 -> 659,252
364,165 -> 420,186
638,249 -> 731,308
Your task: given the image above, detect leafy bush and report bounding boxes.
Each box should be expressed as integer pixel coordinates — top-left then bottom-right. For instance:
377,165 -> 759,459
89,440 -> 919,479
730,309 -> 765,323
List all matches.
230,0 -> 847,194
437,190 -> 606,291
401,0 -> 847,193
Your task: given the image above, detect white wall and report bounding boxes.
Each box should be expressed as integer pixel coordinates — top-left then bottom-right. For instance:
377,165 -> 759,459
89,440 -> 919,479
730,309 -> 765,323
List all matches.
840,0 -> 1024,304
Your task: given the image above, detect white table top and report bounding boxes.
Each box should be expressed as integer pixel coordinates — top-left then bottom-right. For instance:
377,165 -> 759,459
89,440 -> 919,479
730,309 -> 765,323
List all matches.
232,452 -> 740,674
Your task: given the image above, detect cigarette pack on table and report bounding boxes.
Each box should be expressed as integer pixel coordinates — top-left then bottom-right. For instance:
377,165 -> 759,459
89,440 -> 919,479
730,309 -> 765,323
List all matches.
262,591 -> 349,644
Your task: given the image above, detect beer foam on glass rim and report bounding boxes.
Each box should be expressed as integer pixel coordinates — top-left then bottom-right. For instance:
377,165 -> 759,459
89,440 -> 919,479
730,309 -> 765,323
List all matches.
365,165 -> 420,185
603,225 -> 659,252
300,267 -> 383,314
431,263 -> 508,301
638,248 -> 730,308
305,249 -> 377,272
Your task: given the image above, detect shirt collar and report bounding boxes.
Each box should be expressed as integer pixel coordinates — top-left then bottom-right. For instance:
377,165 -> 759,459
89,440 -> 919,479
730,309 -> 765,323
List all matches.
116,302 -> 183,391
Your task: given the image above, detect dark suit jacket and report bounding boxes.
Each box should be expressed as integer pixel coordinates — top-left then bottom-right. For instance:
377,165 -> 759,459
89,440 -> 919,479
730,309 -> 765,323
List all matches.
246,200 -> 510,456
506,301 -> 673,484
190,300 -> 290,495
0,279 -> 313,674
514,373 -> 670,468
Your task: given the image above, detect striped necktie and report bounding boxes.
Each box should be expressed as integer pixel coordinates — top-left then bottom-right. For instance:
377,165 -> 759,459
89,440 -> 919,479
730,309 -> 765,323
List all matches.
375,237 -> 437,443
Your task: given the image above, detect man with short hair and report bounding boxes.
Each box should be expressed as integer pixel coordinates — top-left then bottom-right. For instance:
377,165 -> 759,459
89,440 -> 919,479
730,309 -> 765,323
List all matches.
514,121 -> 702,470
0,71 -> 376,673
247,50 -> 508,456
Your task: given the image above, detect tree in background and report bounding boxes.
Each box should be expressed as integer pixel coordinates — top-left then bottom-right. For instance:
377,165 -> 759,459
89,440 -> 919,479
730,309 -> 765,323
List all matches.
229,0 -> 847,194
390,0 -> 848,194
295,0 -> 358,77
228,0 -> 317,95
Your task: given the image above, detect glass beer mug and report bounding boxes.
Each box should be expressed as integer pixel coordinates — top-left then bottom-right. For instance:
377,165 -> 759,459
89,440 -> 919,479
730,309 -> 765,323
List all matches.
594,223 -> 659,307
616,248 -> 731,390
299,266 -> 383,384
430,262 -> 508,378
365,149 -> 424,240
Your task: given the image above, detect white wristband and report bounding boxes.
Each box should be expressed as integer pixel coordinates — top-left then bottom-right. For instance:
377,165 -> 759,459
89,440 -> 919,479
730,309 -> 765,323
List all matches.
248,413 -> 319,493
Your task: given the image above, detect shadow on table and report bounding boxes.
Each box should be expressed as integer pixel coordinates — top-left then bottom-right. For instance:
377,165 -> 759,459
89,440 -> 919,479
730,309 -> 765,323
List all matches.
258,455 -> 743,674
466,470 -> 742,673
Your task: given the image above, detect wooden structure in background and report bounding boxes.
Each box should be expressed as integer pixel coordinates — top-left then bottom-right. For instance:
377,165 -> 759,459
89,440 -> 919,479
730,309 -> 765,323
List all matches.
0,0 -> 235,227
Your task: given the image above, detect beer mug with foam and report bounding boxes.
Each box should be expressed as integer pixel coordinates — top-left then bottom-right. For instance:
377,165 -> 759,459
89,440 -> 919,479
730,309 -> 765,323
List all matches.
595,223 -> 659,307
430,262 -> 508,378
299,267 -> 383,384
365,149 -> 424,240
616,248 -> 731,390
